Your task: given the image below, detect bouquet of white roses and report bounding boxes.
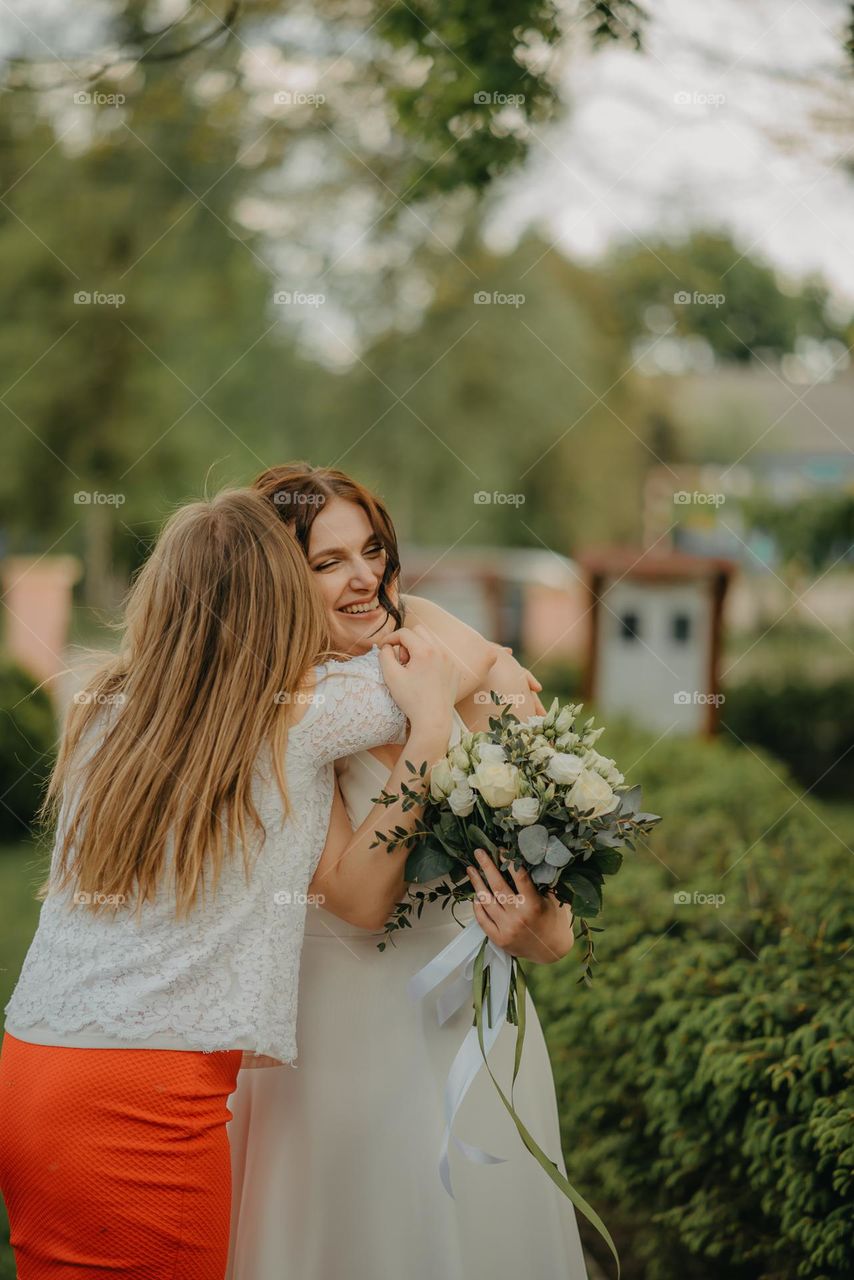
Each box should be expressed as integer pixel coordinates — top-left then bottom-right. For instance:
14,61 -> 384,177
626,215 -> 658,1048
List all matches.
374,695 -> 660,979
372,695 -> 660,1279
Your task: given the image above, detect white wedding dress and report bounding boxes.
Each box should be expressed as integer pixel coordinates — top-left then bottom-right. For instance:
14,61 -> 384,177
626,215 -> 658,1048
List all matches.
226,713 -> 588,1279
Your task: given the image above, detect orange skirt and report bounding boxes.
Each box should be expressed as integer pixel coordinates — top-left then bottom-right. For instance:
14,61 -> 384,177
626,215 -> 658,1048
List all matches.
0,1032 -> 242,1279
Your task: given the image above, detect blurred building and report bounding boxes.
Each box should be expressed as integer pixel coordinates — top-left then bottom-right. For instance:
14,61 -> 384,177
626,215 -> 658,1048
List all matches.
399,544 -> 586,662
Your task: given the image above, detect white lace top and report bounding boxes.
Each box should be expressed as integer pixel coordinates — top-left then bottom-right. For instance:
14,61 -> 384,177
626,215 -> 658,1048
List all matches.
4,649 -> 406,1066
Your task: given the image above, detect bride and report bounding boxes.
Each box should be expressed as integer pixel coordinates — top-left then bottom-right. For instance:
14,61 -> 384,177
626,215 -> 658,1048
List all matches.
226,465 -> 589,1280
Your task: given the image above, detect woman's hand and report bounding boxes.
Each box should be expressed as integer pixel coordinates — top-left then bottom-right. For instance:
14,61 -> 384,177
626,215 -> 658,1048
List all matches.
466,849 -> 575,964
378,625 -> 458,736
499,645 -> 545,716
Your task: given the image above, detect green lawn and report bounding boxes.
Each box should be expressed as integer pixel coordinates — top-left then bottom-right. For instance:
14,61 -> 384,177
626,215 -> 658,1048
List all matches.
0,841 -> 48,1277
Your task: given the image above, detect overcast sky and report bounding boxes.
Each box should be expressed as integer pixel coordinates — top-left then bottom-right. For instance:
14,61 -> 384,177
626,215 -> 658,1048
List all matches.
491,0 -> 854,308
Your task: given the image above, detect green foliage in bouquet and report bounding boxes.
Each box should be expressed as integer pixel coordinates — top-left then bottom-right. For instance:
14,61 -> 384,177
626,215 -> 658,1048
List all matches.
371,694 -> 661,979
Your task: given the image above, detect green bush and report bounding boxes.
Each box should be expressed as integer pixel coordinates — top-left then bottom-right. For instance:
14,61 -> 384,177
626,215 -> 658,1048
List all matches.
529,725 -> 854,1280
0,657 -> 56,839
721,674 -> 854,799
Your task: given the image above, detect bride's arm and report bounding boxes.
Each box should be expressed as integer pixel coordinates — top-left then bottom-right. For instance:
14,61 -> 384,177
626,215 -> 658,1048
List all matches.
309,738 -> 443,931
401,594 -> 543,719
400,594 -> 496,700
308,626 -> 454,931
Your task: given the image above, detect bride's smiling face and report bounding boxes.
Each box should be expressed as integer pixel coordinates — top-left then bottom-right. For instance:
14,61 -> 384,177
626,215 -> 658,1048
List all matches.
306,497 -> 396,654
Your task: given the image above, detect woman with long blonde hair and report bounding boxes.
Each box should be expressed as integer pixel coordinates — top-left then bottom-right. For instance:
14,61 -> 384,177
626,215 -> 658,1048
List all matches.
0,487 -> 459,1279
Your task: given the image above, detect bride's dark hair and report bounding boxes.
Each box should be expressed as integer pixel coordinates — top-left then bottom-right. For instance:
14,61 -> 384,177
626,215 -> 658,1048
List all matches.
253,463 -> 403,630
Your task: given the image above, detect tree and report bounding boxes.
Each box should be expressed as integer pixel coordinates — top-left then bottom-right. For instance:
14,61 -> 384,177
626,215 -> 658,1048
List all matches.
603,230 -> 852,365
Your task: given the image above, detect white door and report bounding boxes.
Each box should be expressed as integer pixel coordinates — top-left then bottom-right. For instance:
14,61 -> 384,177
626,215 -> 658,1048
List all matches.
595,578 -> 712,733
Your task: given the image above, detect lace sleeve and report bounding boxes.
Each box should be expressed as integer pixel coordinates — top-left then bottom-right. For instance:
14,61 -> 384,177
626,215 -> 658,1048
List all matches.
298,648 -> 407,766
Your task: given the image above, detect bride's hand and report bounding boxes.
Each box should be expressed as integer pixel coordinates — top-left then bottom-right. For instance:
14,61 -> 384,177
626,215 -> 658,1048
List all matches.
377,625 -> 458,735
466,848 -> 575,964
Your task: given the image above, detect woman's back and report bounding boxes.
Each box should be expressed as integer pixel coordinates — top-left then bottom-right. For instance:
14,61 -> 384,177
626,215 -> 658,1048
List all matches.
5,649 -> 406,1065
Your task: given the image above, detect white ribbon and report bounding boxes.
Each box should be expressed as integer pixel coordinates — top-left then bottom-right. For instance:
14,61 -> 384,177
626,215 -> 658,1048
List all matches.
407,917 -> 513,1196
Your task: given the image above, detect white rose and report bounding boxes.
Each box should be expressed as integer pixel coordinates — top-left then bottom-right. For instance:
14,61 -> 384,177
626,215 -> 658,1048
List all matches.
429,758 -> 454,801
546,753 -> 585,785
587,750 -> 624,788
470,761 -> 520,808
555,706 -> 576,733
477,742 -> 507,764
451,765 -> 469,786
449,745 -> 470,771
511,797 -> 540,826
448,785 -> 476,817
567,768 -> 617,817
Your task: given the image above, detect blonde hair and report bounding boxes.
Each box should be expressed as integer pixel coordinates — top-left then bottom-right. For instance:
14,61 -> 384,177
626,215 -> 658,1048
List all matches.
42,488 -> 330,918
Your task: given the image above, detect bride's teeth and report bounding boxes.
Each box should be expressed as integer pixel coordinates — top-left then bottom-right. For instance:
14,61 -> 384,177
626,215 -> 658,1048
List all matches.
341,601 -> 377,615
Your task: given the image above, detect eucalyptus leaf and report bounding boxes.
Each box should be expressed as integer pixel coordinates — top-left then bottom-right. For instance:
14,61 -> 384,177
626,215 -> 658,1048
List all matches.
404,844 -> 456,883
517,823 -> 549,864
544,835 -> 574,868
566,870 -> 602,915
618,785 -> 642,816
468,824 -> 500,855
531,861 -> 560,887
591,848 -> 624,875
